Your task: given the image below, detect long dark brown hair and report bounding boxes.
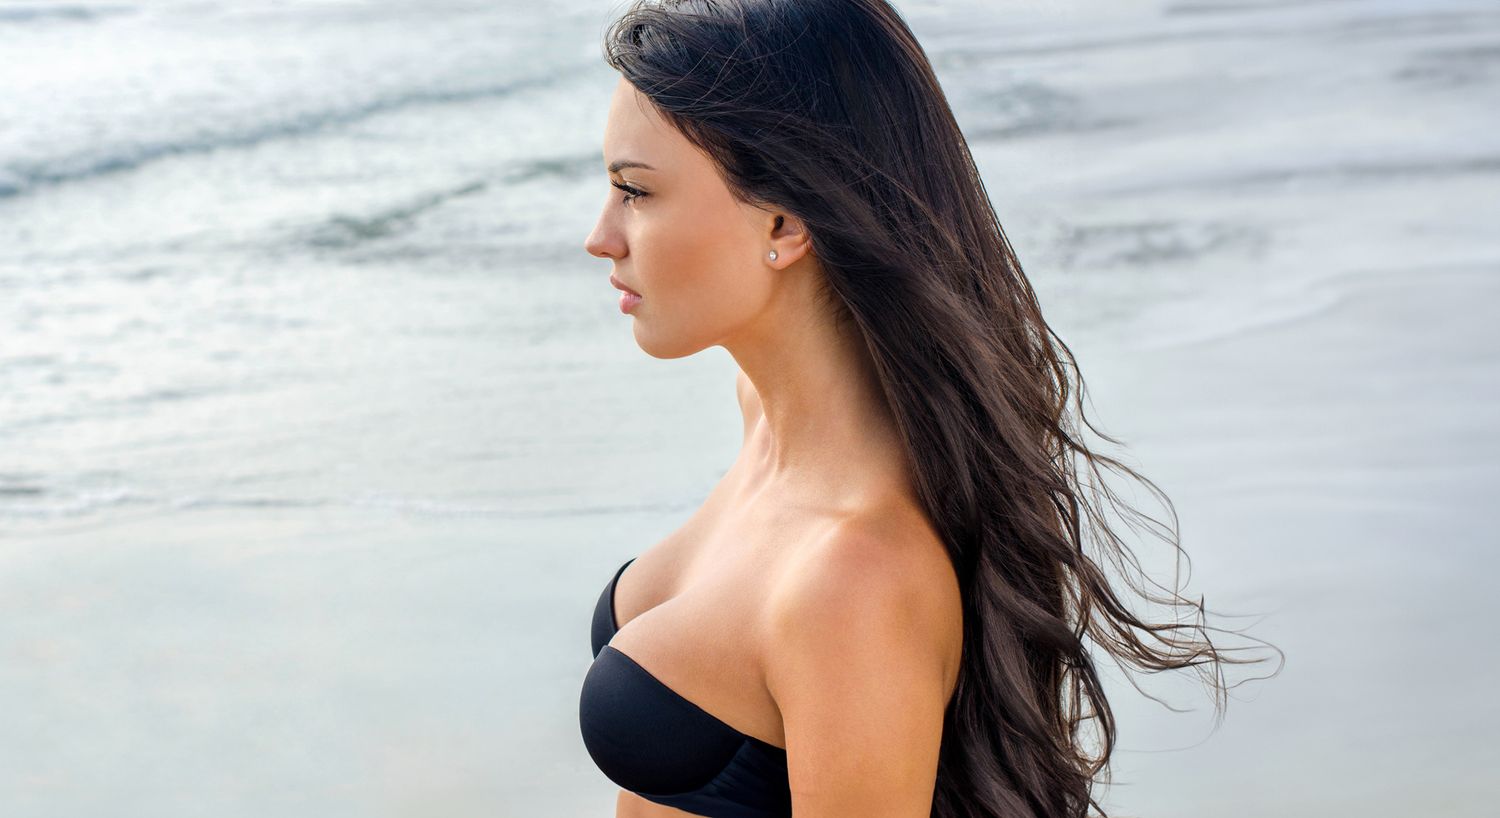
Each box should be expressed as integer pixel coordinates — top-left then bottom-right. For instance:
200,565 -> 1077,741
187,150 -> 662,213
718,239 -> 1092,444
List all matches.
599,1 -> 1283,816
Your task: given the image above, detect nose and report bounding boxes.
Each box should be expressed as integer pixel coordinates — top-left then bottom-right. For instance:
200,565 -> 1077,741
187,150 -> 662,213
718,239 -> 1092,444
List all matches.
584,213 -> 623,260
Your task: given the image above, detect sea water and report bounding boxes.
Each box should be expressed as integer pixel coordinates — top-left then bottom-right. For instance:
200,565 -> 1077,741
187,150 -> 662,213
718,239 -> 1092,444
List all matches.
1,1 -> 1496,816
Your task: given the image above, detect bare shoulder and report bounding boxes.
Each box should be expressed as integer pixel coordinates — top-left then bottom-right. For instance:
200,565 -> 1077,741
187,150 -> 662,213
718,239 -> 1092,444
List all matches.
765,508 -> 963,703
759,509 -> 963,814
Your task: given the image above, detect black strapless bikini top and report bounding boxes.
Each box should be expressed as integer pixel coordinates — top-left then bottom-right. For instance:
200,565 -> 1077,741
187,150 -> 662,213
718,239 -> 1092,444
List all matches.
578,557 -> 792,818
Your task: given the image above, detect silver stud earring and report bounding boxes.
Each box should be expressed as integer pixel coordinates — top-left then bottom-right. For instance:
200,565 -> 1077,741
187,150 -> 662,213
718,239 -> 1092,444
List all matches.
768,250 -> 778,261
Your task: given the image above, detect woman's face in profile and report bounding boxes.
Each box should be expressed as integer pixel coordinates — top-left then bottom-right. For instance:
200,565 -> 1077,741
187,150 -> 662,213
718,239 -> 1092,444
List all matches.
584,77 -> 778,359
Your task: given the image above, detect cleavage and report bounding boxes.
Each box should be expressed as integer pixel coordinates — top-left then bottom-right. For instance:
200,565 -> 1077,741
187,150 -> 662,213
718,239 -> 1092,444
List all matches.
609,550 -> 785,749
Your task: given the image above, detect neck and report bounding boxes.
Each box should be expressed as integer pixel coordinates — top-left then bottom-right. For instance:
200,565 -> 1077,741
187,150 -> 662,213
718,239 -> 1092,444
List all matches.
726,310 -> 911,513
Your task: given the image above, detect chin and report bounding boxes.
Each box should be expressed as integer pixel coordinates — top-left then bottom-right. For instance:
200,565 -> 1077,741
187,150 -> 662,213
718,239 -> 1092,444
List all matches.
632,323 -> 712,361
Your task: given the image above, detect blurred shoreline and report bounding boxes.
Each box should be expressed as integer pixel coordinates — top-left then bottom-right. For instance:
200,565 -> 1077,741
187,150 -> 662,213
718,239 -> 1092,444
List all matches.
2,1 -> 1497,816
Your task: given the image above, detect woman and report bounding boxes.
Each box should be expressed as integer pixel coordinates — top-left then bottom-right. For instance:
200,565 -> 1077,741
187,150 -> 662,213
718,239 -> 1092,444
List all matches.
579,2 -> 1276,817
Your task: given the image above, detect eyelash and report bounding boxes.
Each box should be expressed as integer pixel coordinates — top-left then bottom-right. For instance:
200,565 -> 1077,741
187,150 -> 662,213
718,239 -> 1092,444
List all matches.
611,180 -> 647,206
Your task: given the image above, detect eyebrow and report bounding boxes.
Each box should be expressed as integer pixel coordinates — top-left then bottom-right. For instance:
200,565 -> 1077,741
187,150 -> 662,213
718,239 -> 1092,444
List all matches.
608,159 -> 656,173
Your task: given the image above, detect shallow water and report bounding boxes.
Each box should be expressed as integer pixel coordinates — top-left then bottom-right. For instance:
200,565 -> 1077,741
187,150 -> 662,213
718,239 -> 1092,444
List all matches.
1,1 -> 1496,816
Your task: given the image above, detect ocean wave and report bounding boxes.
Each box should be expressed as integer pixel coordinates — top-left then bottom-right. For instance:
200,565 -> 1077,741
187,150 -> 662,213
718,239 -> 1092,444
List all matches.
0,488 -> 701,523
300,180 -> 489,249
0,485 -> 142,519
345,491 -> 700,519
0,68 -> 585,202
0,4 -> 136,25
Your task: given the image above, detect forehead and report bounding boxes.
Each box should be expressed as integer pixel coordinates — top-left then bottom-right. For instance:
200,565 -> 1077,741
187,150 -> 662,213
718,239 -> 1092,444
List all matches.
604,77 -> 676,161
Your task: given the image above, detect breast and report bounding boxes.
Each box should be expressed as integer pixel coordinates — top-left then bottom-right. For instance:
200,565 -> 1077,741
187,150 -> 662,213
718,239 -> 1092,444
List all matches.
580,558 -> 792,817
581,644 -> 791,814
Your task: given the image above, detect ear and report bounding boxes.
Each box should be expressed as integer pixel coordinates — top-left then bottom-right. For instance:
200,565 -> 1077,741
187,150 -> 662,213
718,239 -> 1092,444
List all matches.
766,211 -> 814,268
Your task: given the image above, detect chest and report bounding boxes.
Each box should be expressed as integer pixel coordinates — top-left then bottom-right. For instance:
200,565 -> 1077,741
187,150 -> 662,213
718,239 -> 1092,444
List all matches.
579,492 -> 841,817
606,492 -> 846,748
579,463 -> 944,816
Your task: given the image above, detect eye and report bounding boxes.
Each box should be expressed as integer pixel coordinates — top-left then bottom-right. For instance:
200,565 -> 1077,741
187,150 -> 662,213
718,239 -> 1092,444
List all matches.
611,180 -> 647,206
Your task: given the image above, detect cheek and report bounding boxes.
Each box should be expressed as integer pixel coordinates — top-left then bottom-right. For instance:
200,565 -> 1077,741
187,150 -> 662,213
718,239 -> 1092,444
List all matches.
646,237 -> 765,344
643,201 -> 754,300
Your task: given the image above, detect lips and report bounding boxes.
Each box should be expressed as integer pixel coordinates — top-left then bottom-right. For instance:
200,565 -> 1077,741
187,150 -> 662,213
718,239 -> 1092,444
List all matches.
609,273 -> 641,297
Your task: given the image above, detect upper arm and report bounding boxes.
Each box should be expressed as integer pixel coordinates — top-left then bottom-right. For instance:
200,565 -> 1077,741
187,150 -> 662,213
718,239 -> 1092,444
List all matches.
763,534 -> 955,818
736,367 -> 763,444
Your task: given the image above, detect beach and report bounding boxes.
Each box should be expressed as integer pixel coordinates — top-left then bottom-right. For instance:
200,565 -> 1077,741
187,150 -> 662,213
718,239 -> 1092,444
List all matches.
1,1 -> 1496,816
